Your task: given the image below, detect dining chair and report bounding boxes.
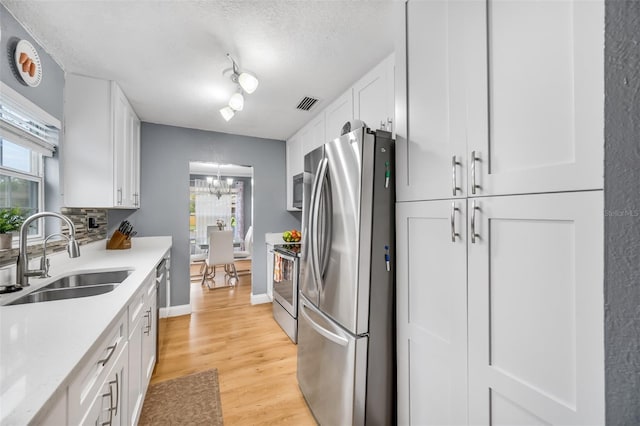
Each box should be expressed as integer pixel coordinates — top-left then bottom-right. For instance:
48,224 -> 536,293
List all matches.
201,230 -> 238,289
233,225 -> 253,259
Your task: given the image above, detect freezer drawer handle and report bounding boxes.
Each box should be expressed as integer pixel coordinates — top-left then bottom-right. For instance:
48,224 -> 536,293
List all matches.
300,301 -> 348,347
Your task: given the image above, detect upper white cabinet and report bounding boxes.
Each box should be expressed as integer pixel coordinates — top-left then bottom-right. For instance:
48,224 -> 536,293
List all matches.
286,55 -> 395,210
396,0 -> 604,203
285,132 -> 302,211
324,88 -> 354,143
301,113 -> 326,157
353,53 -> 395,136
464,0 -> 604,196
396,0 -> 467,202
64,74 -> 141,208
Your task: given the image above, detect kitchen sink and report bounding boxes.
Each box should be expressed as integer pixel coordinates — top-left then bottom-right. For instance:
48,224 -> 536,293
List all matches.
7,270 -> 131,306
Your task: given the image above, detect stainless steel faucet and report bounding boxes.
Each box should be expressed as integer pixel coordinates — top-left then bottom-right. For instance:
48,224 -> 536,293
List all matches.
16,212 -> 81,288
39,233 -> 70,278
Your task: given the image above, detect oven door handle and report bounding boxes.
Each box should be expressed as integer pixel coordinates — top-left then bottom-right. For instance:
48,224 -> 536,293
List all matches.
274,251 -> 297,263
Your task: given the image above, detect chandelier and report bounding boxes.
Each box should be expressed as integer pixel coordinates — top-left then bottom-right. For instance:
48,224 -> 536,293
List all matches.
207,169 -> 235,199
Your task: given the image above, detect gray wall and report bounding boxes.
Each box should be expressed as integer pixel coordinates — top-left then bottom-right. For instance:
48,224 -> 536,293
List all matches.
129,122 -> 300,307
1,4 -> 64,229
604,1 -> 640,423
0,5 -> 64,120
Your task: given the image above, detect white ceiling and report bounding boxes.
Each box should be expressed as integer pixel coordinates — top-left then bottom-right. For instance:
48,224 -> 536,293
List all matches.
1,1 -> 395,141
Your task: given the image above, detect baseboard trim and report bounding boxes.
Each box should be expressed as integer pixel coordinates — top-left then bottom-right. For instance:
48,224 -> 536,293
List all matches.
160,304 -> 192,318
251,293 -> 271,305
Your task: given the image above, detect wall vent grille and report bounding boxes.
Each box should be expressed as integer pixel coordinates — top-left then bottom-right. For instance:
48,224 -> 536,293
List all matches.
296,96 -> 319,111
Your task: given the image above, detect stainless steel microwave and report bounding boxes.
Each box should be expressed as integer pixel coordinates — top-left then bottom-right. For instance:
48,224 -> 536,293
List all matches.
292,173 -> 303,209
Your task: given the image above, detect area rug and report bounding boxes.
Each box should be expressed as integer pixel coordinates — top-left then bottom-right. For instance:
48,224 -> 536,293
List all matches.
138,369 -> 224,425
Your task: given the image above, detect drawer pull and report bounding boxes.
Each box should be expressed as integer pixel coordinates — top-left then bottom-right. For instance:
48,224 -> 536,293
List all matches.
98,342 -> 117,367
144,308 -> 152,335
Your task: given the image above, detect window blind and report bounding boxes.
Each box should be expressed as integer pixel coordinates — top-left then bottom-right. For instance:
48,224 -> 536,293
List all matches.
0,83 -> 58,157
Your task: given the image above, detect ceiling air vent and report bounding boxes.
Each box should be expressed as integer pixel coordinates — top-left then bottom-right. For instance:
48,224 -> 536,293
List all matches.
296,96 -> 319,111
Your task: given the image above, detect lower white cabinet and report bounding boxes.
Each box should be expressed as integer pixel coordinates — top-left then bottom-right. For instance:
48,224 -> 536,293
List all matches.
81,342 -> 128,426
128,272 -> 158,425
68,314 -> 128,425
396,199 -> 468,426
397,191 -> 604,425
467,191 -> 604,425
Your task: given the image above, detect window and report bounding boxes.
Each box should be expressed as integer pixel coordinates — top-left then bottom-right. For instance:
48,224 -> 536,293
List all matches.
0,82 -> 59,240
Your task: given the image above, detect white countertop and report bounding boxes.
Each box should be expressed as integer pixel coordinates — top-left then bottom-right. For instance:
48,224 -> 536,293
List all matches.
0,236 -> 172,426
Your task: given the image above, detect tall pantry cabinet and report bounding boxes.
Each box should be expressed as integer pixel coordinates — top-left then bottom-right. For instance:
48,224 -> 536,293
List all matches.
394,1 -> 605,425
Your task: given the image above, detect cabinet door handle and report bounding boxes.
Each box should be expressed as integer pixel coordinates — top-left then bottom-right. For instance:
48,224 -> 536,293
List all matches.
117,188 -> 123,205
98,342 -> 117,367
134,193 -> 139,206
109,373 -> 119,416
471,151 -> 480,194
450,202 -> 460,242
101,380 -> 114,426
471,200 -> 480,244
144,308 -> 152,335
452,156 -> 461,196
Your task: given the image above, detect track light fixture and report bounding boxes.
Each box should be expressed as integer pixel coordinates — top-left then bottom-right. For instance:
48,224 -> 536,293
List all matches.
219,53 -> 259,121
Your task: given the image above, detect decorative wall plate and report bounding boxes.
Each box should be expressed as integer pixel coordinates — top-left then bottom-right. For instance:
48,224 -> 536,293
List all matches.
14,40 -> 42,87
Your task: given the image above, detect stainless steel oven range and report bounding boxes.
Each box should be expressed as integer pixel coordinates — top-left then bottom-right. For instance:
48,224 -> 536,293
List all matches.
272,244 -> 300,343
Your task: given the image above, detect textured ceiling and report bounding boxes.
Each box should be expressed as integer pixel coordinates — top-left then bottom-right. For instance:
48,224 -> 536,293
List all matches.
1,1 -> 395,140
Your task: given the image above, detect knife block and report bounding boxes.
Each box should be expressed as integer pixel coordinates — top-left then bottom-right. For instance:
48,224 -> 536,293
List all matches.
106,230 -> 131,250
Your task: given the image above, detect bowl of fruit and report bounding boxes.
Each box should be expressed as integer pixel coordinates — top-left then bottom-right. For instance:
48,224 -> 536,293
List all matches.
283,229 -> 301,242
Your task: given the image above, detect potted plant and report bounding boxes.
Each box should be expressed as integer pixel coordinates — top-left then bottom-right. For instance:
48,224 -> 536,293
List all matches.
0,207 -> 26,249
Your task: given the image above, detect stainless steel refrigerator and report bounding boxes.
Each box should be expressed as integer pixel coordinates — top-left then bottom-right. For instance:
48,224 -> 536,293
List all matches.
297,126 -> 395,425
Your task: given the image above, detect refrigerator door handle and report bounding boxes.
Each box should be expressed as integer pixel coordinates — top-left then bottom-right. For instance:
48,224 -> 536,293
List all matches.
311,158 -> 329,291
306,157 -> 325,297
300,298 -> 349,347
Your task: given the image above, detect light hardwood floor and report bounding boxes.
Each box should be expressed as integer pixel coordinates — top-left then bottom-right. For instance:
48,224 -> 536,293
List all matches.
151,268 -> 316,425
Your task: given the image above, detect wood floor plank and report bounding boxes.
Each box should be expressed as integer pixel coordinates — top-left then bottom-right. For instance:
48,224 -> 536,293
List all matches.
152,271 -> 316,425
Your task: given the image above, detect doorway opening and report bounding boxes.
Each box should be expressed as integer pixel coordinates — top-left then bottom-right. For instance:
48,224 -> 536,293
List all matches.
188,161 -> 253,291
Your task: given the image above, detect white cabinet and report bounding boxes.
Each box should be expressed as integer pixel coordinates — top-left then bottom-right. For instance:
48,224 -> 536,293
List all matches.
285,56 -> 395,210
63,74 -> 141,208
394,1 -> 605,423
467,192 -> 604,425
80,342 -> 128,426
324,88 -> 353,143
142,278 -> 158,386
285,132 -> 303,211
396,200 -> 468,426
353,53 -> 395,135
68,313 -> 128,425
396,193 -> 605,425
396,0 -> 467,202
301,113 -> 326,157
128,272 -> 157,425
396,0 -> 604,203
464,0 -> 604,196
